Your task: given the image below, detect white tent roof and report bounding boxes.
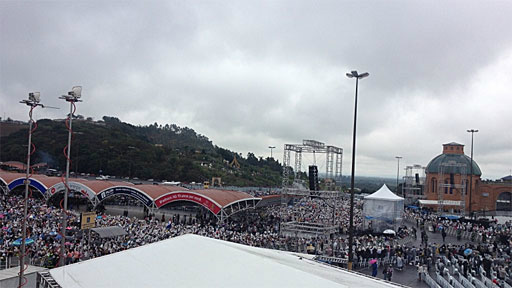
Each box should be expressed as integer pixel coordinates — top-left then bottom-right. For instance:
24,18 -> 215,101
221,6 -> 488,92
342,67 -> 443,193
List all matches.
364,184 -> 404,201
49,234 -> 401,288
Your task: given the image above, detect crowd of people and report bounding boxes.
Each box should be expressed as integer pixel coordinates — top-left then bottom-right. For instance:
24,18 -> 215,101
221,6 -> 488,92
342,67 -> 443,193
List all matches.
2,190 -> 512,287
403,208 -> 512,286
0,192 -> 409,269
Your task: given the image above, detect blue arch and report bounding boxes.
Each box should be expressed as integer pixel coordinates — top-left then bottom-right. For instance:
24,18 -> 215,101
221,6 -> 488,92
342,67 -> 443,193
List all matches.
7,178 -> 47,196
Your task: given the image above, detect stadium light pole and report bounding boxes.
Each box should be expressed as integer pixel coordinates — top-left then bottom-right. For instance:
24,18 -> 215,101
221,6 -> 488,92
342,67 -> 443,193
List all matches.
395,156 -> 402,195
346,70 -> 369,270
18,92 -> 43,288
268,146 -> 275,159
467,129 -> 478,217
58,86 -> 82,266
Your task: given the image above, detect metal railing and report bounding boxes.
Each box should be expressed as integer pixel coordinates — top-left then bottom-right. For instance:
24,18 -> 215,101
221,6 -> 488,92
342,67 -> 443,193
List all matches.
436,272 -> 454,288
280,221 -> 336,238
424,271 -> 441,288
448,275 -> 465,288
37,271 -> 62,288
480,272 -> 499,288
1,255 -> 46,270
456,272 -> 476,288
315,255 -> 347,264
468,275 -> 487,288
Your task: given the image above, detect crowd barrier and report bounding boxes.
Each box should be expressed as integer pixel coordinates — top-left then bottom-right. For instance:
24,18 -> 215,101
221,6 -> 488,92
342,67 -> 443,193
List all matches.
436,272 -> 454,288
469,275 -> 487,288
424,271 -> 441,288
409,218 -> 495,243
0,255 -> 39,270
315,256 -> 347,265
456,271 -> 476,288
480,272 -> 499,288
448,275 -> 465,288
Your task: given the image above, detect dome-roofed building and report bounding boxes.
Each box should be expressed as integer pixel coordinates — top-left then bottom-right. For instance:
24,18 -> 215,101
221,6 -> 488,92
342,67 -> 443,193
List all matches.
424,142 -> 480,214
423,142 -> 512,215
426,142 -> 482,176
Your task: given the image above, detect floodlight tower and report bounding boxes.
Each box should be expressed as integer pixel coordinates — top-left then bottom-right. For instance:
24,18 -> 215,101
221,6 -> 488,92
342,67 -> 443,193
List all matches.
58,86 -> 82,266
18,92 -> 44,288
268,146 -> 276,159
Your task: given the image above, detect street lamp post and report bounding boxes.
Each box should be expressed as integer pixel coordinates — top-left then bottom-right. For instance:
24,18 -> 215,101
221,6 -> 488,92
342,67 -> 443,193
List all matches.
395,156 -> 402,195
467,129 -> 478,217
58,86 -> 82,266
346,70 -> 369,270
268,146 -> 275,159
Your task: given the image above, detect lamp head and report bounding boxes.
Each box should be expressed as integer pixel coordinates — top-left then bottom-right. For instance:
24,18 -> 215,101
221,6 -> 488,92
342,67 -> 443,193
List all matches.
68,86 -> 82,98
359,72 -> 369,78
28,92 -> 41,103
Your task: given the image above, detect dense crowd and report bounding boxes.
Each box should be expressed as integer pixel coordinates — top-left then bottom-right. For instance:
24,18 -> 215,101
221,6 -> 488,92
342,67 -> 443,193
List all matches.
3,191 -> 512,287
403,208 -> 512,286
0,193 -> 408,269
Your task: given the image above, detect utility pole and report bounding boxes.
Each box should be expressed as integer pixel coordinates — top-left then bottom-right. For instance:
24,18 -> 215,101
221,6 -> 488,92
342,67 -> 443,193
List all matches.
395,156 -> 402,195
467,129 -> 478,217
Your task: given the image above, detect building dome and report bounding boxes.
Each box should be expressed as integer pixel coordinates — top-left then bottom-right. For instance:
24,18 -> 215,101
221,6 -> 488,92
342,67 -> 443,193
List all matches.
426,153 -> 482,176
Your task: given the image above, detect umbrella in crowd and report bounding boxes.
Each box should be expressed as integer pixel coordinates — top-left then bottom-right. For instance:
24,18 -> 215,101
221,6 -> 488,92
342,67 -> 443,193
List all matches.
383,229 -> 396,236
369,259 -> 377,264
12,238 -> 35,246
464,248 -> 473,256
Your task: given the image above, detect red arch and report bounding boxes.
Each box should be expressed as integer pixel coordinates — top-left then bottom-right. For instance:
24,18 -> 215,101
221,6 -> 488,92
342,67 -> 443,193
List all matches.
154,191 -> 221,214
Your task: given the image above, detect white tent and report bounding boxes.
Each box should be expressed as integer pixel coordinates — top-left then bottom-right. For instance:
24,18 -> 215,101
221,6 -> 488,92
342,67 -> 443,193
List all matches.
363,184 -> 404,232
47,234 -> 401,288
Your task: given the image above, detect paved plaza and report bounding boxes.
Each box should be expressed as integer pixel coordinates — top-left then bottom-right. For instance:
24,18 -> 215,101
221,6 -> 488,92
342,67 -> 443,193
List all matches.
353,220 -> 475,287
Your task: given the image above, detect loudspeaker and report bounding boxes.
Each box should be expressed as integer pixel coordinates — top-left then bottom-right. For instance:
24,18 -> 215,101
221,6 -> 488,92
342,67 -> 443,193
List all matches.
309,165 -> 319,191
415,173 -> 420,185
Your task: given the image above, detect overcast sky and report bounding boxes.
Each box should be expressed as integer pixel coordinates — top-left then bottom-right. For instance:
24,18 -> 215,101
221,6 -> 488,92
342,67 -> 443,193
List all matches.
1,1 -> 511,179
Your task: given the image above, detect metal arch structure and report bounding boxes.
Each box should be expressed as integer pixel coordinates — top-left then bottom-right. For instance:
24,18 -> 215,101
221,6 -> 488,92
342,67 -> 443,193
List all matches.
0,172 -> 263,223
154,190 -> 222,215
46,181 -> 99,206
219,198 -> 261,222
154,191 -> 261,222
95,186 -> 155,209
282,140 -> 343,189
7,177 -> 48,198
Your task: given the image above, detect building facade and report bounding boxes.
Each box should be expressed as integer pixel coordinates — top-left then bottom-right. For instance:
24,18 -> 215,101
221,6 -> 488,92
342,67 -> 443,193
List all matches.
424,142 -> 512,214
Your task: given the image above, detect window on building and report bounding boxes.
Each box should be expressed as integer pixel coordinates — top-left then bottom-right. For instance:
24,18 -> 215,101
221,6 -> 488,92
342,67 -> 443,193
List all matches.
444,180 -> 449,194
431,178 -> 437,194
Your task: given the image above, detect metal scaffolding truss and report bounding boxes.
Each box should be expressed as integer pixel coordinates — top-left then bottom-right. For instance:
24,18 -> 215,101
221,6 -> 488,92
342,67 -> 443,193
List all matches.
402,164 -> 426,202
281,140 -> 343,189
437,161 -> 467,214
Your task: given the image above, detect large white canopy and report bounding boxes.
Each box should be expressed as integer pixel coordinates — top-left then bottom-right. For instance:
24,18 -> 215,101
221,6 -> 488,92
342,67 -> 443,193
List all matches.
364,184 -> 404,201
49,234 -> 401,288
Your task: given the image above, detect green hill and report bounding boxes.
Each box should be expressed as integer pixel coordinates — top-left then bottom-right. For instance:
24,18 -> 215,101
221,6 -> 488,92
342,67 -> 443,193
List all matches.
0,117 -> 282,187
